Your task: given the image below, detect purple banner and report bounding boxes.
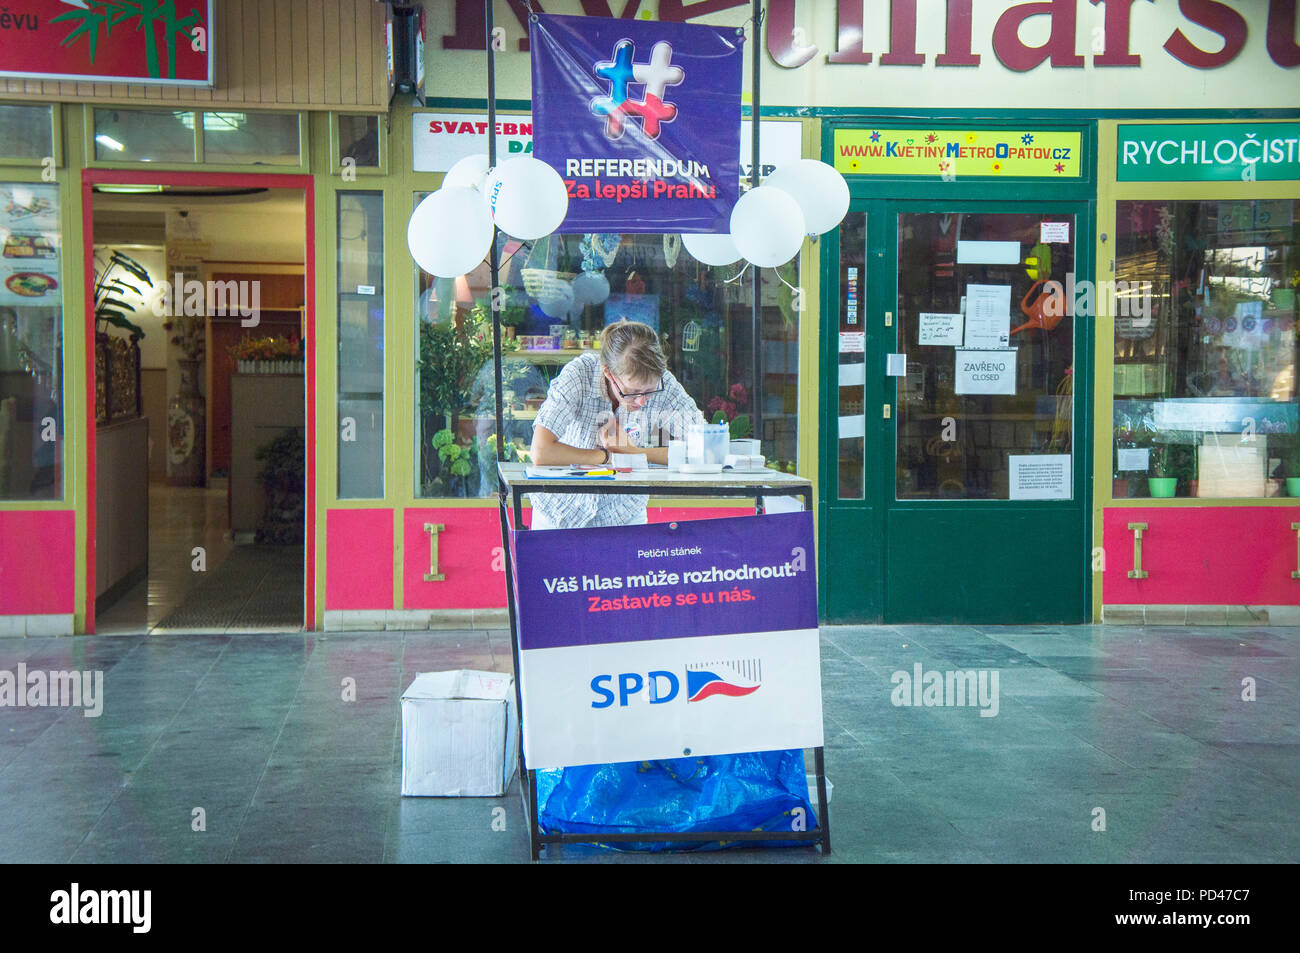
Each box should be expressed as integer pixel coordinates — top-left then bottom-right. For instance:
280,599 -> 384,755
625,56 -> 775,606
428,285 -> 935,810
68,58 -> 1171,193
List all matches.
512,512 -> 817,650
529,13 -> 743,234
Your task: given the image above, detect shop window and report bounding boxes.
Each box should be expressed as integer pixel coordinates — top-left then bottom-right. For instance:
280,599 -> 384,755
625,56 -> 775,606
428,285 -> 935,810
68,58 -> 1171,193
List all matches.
337,115 -> 380,168
0,182 -> 63,500
413,219 -> 800,498
1114,200 -> 1299,499
0,104 -> 54,162
337,192 -> 384,499
93,108 -> 197,163
199,112 -> 301,166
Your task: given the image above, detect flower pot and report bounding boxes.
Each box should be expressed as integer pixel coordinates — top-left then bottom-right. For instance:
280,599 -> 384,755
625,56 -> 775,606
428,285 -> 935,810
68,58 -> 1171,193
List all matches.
1288,477 -> 1300,497
1148,477 -> 1177,498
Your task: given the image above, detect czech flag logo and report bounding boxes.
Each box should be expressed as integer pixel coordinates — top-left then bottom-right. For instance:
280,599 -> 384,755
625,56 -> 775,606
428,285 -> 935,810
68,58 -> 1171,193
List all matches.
686,660 -> 761,702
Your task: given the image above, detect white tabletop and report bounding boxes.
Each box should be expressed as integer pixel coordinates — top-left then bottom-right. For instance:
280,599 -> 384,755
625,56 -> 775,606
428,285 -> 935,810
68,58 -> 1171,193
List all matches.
496,461 -> 811,490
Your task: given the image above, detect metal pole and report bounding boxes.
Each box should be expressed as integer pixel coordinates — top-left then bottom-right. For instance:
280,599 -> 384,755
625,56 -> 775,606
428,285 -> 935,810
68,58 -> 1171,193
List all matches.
487,0 -> 505,464
750,0 -> 763,444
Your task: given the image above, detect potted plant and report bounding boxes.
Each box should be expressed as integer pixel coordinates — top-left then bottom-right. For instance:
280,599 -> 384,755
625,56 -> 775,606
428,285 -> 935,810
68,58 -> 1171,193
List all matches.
1287,443 -> 1300,497
1148,444 -> 1177,497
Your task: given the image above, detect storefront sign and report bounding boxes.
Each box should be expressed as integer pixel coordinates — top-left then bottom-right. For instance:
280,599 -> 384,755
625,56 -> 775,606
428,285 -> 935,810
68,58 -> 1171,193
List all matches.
431,2 -> 1299,110
511,512 -> 823,769
1117,123 -> 1300,182
1009,455 -> 1071,501
529,14 -> 743,233
0,0 -> 213,86
0,183 -> 60,308
413,115 -> 797,179
834,129 -> 1082,178
955,348 -> 1016,395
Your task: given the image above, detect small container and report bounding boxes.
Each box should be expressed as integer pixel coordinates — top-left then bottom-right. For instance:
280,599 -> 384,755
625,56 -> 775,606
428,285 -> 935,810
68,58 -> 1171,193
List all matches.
667,440 -> 687,470
687,423 -> 729,465
730,439 -> 761,457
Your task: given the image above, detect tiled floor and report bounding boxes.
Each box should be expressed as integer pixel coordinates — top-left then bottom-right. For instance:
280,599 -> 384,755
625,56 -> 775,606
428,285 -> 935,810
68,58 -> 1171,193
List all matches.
0,624 -> 1295,863
97,481 -> 302,634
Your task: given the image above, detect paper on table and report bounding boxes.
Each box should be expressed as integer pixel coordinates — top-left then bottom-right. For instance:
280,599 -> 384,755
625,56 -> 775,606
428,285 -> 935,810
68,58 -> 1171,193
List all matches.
918,312 -> 963,346
964,284 -> 1011,348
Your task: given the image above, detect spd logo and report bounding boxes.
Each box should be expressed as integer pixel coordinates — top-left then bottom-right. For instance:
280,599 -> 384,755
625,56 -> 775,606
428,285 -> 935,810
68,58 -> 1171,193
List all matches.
590,659 -> 761,708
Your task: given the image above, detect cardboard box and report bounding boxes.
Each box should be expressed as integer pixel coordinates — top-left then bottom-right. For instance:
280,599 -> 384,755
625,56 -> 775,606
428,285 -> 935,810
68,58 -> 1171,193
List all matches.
401,670 -> 518,797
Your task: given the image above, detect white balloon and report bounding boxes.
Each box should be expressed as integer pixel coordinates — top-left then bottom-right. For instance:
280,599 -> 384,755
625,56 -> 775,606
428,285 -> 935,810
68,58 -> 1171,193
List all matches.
682,231 -> 742,266
443,153 -> 489,192
407,187 -> 494,278
483,157 -> 569,240
537,280 -> 574,319
571,271 -> 610,308
764,159 -> 850,235
729,186 -> 806,267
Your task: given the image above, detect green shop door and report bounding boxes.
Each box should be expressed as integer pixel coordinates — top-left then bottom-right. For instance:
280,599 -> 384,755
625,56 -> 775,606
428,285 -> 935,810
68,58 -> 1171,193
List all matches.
821,201 -> 1091,623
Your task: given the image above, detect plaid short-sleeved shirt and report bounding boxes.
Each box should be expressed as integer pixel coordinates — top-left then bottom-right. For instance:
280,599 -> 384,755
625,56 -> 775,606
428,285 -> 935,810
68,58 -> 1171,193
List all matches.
530,352 -> 706,528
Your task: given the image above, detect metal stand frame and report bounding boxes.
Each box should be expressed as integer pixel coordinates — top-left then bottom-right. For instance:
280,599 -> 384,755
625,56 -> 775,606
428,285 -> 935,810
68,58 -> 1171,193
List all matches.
497,475 -> 830,860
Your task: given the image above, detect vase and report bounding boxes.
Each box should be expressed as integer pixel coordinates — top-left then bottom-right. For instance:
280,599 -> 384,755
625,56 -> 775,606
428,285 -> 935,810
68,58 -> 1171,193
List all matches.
1148,477 -> 1177,498
167,358 -> 206,487
1289,478 -> 1300,497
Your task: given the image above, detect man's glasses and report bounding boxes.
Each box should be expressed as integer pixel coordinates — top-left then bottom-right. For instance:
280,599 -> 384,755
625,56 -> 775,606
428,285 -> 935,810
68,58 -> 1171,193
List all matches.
608,372 -> 664,400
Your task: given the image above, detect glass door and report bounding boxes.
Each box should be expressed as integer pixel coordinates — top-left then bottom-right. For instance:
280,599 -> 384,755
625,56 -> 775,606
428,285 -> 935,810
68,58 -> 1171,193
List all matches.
885,203 -> 1089,623
821,200 -> 1092,624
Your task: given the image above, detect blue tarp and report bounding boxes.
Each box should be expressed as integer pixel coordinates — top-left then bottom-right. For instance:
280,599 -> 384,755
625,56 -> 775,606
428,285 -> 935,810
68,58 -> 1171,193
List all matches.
536,749 -> 816,852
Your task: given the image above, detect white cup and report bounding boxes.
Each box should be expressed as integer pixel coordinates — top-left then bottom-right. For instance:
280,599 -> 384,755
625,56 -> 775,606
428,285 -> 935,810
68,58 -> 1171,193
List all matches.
667,440 -> 686,469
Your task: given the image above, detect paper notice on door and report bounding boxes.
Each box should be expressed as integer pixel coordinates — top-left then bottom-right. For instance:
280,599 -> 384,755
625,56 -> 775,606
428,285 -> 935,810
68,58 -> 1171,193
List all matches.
918,312 -> 963,346
954,347 -> 1017,395
956,240 -> 1020,265
1040,221 -> 1070,243
838,362 -> 866,386
964,284 -> 1012,348
886,353 -> 907,376
838,415 -> 865,439
1009,454 -> 1071,500
839,331 -> 865,353
1116,448 -> 1149,472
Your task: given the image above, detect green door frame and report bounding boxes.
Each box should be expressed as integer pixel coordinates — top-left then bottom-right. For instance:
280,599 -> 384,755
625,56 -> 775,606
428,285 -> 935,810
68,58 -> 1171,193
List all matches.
817,118 -> 1097,624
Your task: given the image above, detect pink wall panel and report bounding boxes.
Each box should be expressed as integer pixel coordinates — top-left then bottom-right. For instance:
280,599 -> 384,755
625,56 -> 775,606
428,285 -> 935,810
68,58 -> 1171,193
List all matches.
404,508 -> 509,610
649,506 -> 754,523
325,508 -> 393,610
0,510 -> 76,614
1103,506 -> 1300,605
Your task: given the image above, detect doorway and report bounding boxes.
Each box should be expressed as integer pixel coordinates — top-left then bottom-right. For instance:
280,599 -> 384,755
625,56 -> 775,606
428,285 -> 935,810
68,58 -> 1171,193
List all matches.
85,171 -> 316,633
821,199 -> 1092,624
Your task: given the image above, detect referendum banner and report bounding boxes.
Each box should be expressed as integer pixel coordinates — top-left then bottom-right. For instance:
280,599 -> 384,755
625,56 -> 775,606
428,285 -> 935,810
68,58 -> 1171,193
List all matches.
529,13 -> 743,234
511,511 -> 823,769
